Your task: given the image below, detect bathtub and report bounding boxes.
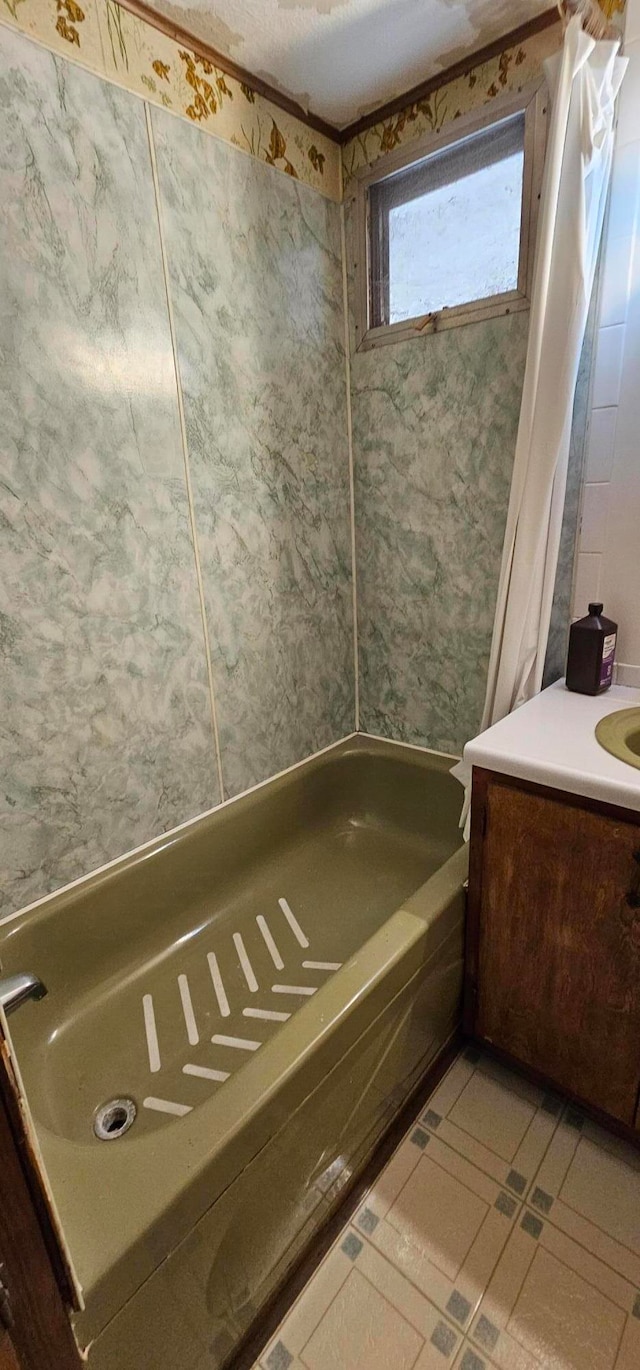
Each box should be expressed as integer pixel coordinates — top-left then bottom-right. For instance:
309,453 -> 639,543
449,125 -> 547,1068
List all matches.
0,735 -> 467,1369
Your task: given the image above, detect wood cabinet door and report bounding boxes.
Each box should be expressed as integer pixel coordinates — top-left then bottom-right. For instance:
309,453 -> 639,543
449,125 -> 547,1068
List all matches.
0,1034 -> 82,1370
473,777 -> 640,1125
0,1331 -> 20,1370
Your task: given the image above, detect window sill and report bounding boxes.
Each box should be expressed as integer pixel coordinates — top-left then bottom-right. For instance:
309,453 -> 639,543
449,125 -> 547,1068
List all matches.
355,290 -> 530,353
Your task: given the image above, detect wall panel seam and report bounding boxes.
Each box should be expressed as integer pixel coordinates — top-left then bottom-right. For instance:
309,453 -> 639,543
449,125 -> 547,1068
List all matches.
144,100 -> 226,800
0,732 -> 358,932
340,203 -> 360,731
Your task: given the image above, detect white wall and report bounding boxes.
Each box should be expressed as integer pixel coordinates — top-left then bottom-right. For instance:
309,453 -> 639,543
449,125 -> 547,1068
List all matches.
572,0 -> 640,685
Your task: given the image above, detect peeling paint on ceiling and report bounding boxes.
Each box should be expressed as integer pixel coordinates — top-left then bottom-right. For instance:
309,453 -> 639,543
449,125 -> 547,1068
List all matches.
144,0 -> 554,128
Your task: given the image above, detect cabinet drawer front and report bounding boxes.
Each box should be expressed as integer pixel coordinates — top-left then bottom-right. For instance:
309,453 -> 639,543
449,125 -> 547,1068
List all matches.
476,781 -> 640,1125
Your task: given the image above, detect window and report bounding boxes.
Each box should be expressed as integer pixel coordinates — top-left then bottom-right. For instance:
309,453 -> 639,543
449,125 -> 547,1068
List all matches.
353,85 -> 546,350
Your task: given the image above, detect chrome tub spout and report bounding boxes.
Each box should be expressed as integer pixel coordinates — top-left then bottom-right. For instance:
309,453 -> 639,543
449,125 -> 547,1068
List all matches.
0,973 -> 47,1016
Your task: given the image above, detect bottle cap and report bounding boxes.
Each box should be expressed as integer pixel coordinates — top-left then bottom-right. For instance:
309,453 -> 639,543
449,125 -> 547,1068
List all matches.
588,602 -> 603,616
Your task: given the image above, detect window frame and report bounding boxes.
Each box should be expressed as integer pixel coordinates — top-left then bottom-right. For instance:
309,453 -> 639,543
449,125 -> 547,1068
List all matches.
351,82 -> 547,352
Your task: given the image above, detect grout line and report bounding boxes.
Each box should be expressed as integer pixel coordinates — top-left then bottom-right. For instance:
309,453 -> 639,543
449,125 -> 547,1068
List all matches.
516,1199 -> 636,1313
440,1083 -> 640,1296
354,1215 -> 485,1343
507,1111 -> 539,1177
340,203 -> 360,732
453,1095 -> 528,1319
437,1067 -> 640,1289
569,190 -> 617,616
427,1113 -> 514,1159
403,1143 -> 500,1211
483,1256 -> 530,1351
613,1311 -> 628,1369
545,1216 -> 640,1298
295,1241 -> 366,1363
553,1103 -> 581,1190
418,1073 -> 543,1193
144,101 -> 225,802
269,1237 -> 352,1360
467,1222 -> 522,1342
521,1112 -> 565,1206
550,1190 -> 640,1270
346,1265 -> 431,1354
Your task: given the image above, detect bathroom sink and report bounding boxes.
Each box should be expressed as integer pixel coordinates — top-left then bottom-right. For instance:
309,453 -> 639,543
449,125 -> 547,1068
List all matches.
595,707 -> 640,770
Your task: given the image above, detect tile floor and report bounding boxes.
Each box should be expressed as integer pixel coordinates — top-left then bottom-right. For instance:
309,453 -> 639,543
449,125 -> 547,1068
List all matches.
255,1047 -> 640,1370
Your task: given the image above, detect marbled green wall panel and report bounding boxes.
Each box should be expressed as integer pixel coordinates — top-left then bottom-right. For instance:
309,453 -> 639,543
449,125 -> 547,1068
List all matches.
2,18 -> 580,913
0,25 -> 357,917
0,27 -> 220,918
152,109 -> 354,798
351,312 -> 529,756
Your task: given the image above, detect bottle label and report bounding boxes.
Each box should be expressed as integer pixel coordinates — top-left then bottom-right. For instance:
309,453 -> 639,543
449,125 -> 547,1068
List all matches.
600,632 -> 616,688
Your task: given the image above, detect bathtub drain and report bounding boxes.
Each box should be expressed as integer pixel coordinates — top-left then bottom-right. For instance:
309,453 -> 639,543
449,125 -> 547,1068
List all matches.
93,1098 -> 137,1140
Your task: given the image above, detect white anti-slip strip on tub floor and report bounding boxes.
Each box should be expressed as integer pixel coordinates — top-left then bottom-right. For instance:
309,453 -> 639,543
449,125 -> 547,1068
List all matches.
141,895 -> 343,1120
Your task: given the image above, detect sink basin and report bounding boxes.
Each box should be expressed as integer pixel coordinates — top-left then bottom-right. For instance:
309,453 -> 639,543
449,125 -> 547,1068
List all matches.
595,707 -> 640,770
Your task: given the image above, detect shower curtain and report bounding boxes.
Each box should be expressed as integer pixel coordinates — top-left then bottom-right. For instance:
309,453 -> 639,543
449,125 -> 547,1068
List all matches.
452,14 -> 627,831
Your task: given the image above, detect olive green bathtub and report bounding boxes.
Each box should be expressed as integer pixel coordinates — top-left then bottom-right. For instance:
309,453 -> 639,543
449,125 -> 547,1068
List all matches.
0,736 -> 467,1369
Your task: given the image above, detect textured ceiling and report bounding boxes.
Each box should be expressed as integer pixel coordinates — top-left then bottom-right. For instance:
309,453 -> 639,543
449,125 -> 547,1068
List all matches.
145,0 -> 554,129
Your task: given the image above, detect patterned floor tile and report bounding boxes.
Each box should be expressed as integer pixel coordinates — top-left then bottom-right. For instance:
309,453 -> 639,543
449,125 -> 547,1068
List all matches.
360,1133 -> 521,1331
531,1106 -> 640,1288
419,1053 -> 560,1198
448,1069 -> 538,1161
452,1341 -> 500,1370
472,1201 -> 639,1370
354,1227 -> 459,1342
260,1240 -> 354,1364
300,1267 -> 424,1370
254,1051 -> 640,1370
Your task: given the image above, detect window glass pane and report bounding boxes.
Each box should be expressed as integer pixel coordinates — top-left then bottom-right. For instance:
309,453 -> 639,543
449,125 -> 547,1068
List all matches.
387,148 -> 524,324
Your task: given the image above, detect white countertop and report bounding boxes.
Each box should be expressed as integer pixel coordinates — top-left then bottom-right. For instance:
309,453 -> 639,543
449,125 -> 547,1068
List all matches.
464,679 -> 640,813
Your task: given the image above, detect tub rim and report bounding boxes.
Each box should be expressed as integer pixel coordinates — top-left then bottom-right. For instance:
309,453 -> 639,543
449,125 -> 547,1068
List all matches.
30,842 -> 467,1336
0,733 -> 460,935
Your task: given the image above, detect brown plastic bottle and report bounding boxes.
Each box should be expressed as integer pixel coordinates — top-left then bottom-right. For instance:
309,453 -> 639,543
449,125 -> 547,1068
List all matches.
565,602 -> 617,695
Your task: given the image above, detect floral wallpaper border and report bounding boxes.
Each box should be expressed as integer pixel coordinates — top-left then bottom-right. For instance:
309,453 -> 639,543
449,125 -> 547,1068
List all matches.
0,0 -> 624,204
0,0 -> 342,201
341,0 -> 625,189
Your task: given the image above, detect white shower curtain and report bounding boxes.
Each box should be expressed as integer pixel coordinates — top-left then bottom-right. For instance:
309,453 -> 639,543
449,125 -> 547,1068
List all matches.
452,15 -> 626,830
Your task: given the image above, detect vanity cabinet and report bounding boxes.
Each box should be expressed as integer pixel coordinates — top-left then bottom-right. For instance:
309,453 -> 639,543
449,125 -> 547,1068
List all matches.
465,768 -> 640,1131
0,1332 -> 19,1370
